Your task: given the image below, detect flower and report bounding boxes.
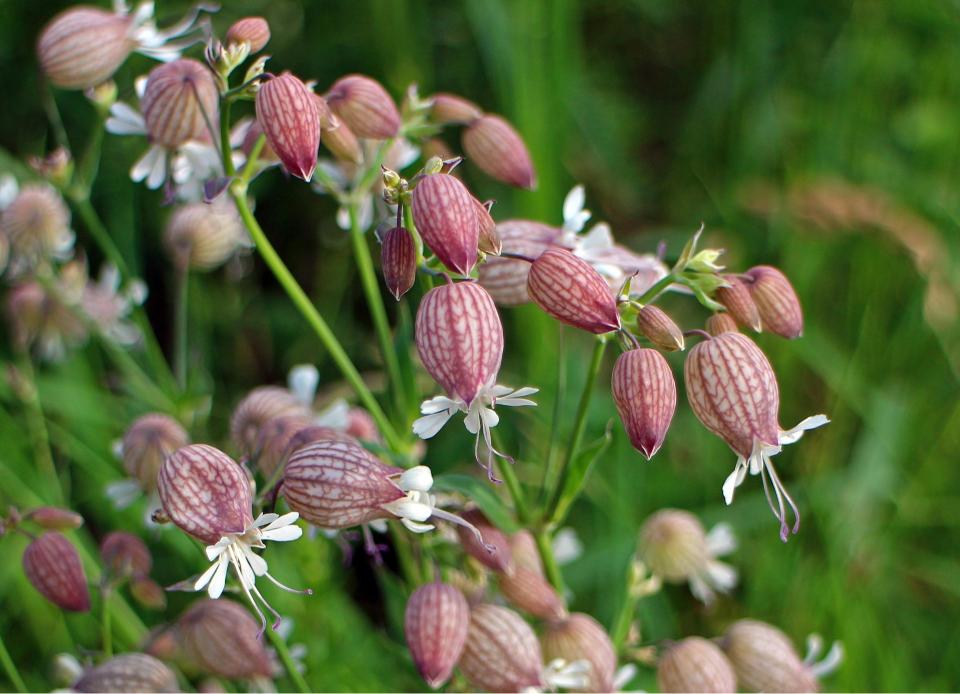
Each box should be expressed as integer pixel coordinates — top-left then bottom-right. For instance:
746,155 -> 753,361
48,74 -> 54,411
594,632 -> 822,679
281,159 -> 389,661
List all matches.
657,637 -> 737,693
0,181 -> 75,276
404,581 -> 470,689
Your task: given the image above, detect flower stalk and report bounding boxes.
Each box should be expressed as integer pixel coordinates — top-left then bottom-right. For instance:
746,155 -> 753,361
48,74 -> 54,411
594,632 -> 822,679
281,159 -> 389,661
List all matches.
0,632 -> 26,694
265,624 -> 311,693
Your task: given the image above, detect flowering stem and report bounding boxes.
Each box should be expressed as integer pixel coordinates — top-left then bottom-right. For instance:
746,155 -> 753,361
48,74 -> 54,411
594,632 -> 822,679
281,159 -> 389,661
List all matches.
265,625 -> 310,693
611,571 -> 640,651
14,353 -> 61,504
228,185 -> 403,453
347,201 -> 406,418
632,272 -> 676,306
174,267 -> 190,389
544,336 -> 607,526
100,586 -> 113,658
0,632 -> 26,693
534,528 -> 565,594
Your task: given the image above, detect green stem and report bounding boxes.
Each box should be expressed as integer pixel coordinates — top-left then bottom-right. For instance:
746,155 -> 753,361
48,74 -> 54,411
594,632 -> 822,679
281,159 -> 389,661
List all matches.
634,272 -> 676,306
538,326 -> 566,506
348,202 -> 405,418
534,528 -> 565,594
544,337 -> 607,525
15,354 -> 61,503
0,633 -> 27,693
220,99 -> 236,177
101,586 -> 113,658
611,575 -> 639,652
228,185 -> 403,452
174,267 -> 190,389
265,627 -> 309,693
389,524 -> 422,586
498,458 -> 529,525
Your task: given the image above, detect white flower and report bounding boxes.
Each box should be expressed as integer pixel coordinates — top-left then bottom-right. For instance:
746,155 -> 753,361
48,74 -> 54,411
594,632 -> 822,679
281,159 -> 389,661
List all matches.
689,522 -> 739,605
538,659 -> 593,692
116,1 -> 212,62
804,634 -> 844,679
552,527 -> 583,565
193,511 -> 308,632
412,383 -> 538,480
287,364 -> 320,407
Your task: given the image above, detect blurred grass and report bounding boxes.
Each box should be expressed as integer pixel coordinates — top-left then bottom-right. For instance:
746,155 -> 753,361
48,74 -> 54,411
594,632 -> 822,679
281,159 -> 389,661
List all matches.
2,0 -> 959,691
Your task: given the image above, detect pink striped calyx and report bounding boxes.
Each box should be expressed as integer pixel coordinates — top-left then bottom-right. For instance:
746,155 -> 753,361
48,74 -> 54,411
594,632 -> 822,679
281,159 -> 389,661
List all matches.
176,598 -> 273,679
715,275 -> 762,332
225,17 -> 271,53
380,226 -> 417,300
141,59 -> 218,149
255,72 -> 320,181
25,506 -> 84,531
541,613 -> 617,693
37,7 -> 133,90
462,114 -> 537,189
636,305 -> 685,351
324,74 -> 400,139
684,333 -> 828,541
498,564 -> 567,621
658,637 -> 737,694
429,92 -> 483,125
22,531 -> 90,612
73,654 -> 179,693
527,248 -> 622,334
743,265 -> 804,339
612,348 -> 677,459
404,581 -> 470,689
478,220 -> 561,305
100,531 -> 152,579
458,604 -> 546,692
456,509 -> 513,573
412,173 -> 480,276
474,198 -> 502,256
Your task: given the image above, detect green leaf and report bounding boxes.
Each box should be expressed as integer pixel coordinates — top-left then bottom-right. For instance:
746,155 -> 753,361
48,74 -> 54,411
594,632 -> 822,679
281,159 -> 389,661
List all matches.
433,473 -> 519,533
549,422 -> 614,526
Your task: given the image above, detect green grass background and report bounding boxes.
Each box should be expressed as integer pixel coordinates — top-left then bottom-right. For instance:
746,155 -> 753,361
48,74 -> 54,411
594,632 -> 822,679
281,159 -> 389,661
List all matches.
1,0 -> 959,691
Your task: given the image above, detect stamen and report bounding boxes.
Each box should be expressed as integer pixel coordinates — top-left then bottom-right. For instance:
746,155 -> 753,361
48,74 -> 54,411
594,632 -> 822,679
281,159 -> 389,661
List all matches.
765,461 -> 801,536
430,507 -> 496,555
263,571 -> 313,596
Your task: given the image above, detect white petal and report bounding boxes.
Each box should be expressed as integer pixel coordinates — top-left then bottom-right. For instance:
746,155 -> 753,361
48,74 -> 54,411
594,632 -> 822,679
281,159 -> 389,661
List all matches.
779,414 -> 830,444
205,538 -> 231,561
193,559 -> 220,591
387,499 -> 433,523
552,527 -> 583,565
397,466 -> 433,493
0,175 -> 19,209
260,525 -> 303,543
105,102 -> 146,135
562,185 -> 587,228
496,396 -> 538,408
400,518 -> 435,533
579,222 -> 615,252
234,551 -> 256,589
314,398 -> 350,428
722,458 -> 748,505
704,560 -> 738,592
288,364 -> 320,406
263,511 -> 300,531
419,395 -> 463,415
412,410 -> 454,439
463,407 -> 482,435
688,573 -> 716,605
206,558 -> 230,598
253,512 -> 280,528
705,522 -> 737,557
612,664 -> 638,691
243,547 -> 269,576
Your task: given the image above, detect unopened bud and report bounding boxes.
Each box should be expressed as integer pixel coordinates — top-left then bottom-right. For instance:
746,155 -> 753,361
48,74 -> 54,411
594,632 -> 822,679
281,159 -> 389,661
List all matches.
142,59 -> 219,149
715,275 -> 762,332
430,93 -> 483,125
527,248 -> 621,333
612,348 -> 676,459
177,599 -> 273,679
743,266 -> 804,339
636,305 -> 684,351
462,114 -> 536,189
639,509 -> 709,583
404,581 -> 470,689
120,413 -> 189,494
325,74 -> 400,140
254,414 -> 313,480
26,506 -> 84,531
509,530 -> 543,574
541,613 -> 617,693
498,565 -> 567,620
706,313 -> 739,336
130,576 -> 167,610
478,220 -> 559,306
459,604 -> 545,692
380,226 -> 417,300
658,637 -> 737,693
230,385 -> 310,455
225,17 -> 270,53
412,174 -> 480,276
1,184 -> 72,268
456,509 -> 512,572
164,199 -> 248,272
73,653 -> 179,693
22,532 -> 90,612
256,72 -> 321,181
100,531 -> 152,578
722,620 -> 821,693
474,199 -> 501,255
37,7 -> 133,90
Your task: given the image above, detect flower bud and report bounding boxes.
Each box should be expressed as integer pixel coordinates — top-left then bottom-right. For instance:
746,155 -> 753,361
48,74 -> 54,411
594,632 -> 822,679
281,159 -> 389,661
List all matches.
130,576 -> 167,610
415,281 -> 503,406
253,414 -> 313,480
451,510 -> 508,573
498,566 -> 566,620
120,413 -> 189,494
706,313 -> 739,336
380,226 -> 417,300
412,174 -> 480,276
715,275 -> 762,332
320,118 -> 364,164
255,72 -> 320,181
541,613 -> 617,693
225,17 -> 270,53
164,199 -> 248,272
22,532 -> 90,612
26,506 -> 84,531
474,199 -> 502,255
430,93 -> 483,125
100,531 -> 152,578
527,248 -> 621,333
462,115 -> 536,189
459,604 -> 545,692
282,439 -> 405,528
611,348 -> 676,459
324,74 -> 400,139
744,266 -> 804,339
347,408 -> 382,442
6,281 -> 87,358
157,444 -> 253,545
29,147 -> 73,187
37,7 -> 133,90
478,220 -> 560,305
1,184 -> 72,268
142,59 -> 219,149
404,581 -> 470,689
657,637 -> 737,693
636,305 -> 684,351
73,653 -> 179,693
722,620 -> 819,693
176,598 -> 273,679
639,509 -> 709,582
230,386 -> 310,455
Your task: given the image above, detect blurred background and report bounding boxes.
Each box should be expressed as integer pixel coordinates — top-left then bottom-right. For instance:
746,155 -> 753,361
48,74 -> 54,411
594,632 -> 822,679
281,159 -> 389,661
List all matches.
1,0 -> 959,691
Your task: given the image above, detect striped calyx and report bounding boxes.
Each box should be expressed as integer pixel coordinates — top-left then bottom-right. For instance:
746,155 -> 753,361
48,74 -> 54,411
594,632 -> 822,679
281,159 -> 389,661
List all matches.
73,654 -> 179,693
462,114 -> 537,189
324,74 -> 400,139
744,265 -> 804,339
404,581 -> 470,689
612,348 -> 677,459
37,7 -> 133,90
722,620 -> 819,693
141,59 -> 219,149
541,614 -> 617,693
121,413 -> 189,493
706,313 -> 739,336
176,599 -> 273,679
163,199 -> 247,272
100,531 -> 152,578
474,198 -> 502,255
253,414 -> 313,480
684,333 -> 779,459
319,98 -> 364,164
225,17 -> 270,53
430,92 -> 483,125
26,506 -> 83,531
281,439 -> 405,528
255,72 -> 320,181
157,444 -> 253,545
415,281 -> 503,405
636,305 -> 685,351
1,184 -> 72,266
456,509 -> 513,573
380,226 -> 417,300
478,220 -> 561,305
639,509 -> 709,583
715,275 -> 762,332
498,565 -> 567,621
658,637 -> 737,694
230,385 -> 310,455
458,604 -> 545,692
412,173 -> 480,276
22,532 -> 90,612
527,248 -> 621,334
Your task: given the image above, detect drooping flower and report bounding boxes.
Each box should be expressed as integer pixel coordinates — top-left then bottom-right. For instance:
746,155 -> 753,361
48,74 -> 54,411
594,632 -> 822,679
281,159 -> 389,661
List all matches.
684,332 -> 829,540
458,604 -> 545,692
0,182 -> 74,276
611,347 -> 677,459
743,265 -> 804,339
324,74 -> 400,140
404,581 -> 470,690
429,92 -> 483,125
256,72 -> 321,181
541,613 -> 618,693
230,385 -> 311,456
657,637 -> 737,694
411,173 -> 480,276
456,509 -> 513,573
462,114 -> 536,190
22,532 -> 91,612
157,444 -> 306,631
175,598 -> 274,680
715,274 -> 762,332
72,653 -> 179,693
497,563 -> 567,621
224,17 -> 271,54
477,220 -> 561,305
527,248 -> 621,334
636,305 -> 685,351
164,198 -> 251,271
380,225 -> 417,300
